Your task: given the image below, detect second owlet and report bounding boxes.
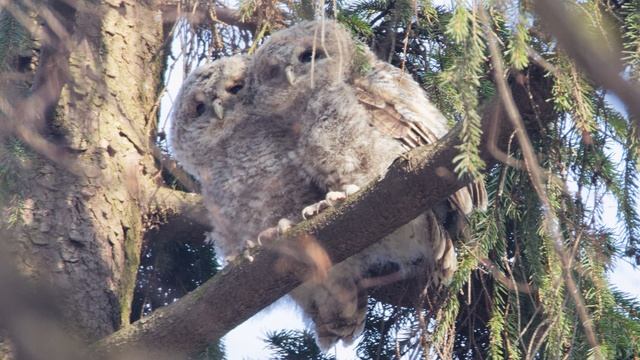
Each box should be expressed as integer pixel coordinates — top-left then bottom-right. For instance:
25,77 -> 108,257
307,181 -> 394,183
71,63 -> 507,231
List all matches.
247,20 -> 487,348
169,55 -> 321,259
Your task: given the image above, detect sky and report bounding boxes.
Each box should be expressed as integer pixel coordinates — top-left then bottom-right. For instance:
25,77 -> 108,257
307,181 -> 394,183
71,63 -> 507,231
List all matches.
157,12 -> 640,360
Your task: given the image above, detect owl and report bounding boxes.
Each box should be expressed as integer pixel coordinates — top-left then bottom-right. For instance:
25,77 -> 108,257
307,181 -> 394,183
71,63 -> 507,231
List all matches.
169,55 -> 322,259
247,20 -> 487,348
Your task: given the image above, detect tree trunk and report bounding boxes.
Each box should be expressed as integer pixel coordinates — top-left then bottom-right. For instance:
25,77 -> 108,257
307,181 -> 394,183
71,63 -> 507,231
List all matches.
0,0 -> 185,351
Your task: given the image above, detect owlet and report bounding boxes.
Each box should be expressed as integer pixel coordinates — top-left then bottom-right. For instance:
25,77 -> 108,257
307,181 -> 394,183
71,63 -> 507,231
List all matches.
246,20 -> 487,349
169,55 -> 321,259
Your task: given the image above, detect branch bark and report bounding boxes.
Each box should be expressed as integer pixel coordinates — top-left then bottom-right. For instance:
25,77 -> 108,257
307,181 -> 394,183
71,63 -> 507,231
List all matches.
95,57 -> 554,356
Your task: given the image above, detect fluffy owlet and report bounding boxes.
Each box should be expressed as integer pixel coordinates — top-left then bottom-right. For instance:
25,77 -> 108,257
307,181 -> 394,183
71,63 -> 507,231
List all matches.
169,55 -> 321,259
247,20 -> 487,348
169,55 -> 375,348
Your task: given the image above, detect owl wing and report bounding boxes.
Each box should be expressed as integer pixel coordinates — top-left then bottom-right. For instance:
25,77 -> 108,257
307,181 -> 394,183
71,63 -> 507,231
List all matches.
353,61 -> 487,215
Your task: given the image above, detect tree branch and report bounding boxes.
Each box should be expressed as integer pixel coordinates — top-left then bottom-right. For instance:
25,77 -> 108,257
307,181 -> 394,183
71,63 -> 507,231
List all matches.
151,144 -> 201,193
481,8 -> 602,357
95,66 -> 553,357
148,186 -> 209,228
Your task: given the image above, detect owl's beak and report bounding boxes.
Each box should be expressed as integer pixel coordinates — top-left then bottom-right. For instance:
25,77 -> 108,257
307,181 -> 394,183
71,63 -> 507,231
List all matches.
213,98 -> 224,120
285,65 -> 296,85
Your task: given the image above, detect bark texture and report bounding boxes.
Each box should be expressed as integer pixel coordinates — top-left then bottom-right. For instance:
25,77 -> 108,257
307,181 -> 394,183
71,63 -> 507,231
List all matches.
0,0 -> 191,347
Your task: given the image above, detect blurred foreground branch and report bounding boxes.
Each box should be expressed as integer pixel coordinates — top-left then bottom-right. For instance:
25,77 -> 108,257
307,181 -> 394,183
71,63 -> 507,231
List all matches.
534,0 -> 640,134
0,0 -> 85,176
0,243 -> 84,360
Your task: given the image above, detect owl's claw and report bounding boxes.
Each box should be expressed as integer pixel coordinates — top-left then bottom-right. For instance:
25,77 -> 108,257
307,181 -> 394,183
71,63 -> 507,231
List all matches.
302,199 -> 331,219
257,218 -> 294,244
301,185 -> 360,219
325,190 -> 348,203
242,239 -> 259,262
243,252 -> 255,262
245,239 -> 258,249
226,219 -> 295,265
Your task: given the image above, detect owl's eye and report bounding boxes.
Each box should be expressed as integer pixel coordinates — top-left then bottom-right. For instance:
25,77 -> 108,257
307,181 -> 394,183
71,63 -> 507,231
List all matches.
226,82 -> 244,94
299,48 -> 326,63
195,102 -> 206,116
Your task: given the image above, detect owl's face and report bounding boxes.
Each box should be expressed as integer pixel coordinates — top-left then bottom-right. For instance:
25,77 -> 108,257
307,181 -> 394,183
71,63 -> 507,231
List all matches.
170,55 -> 248,176
247,20 -> 355,116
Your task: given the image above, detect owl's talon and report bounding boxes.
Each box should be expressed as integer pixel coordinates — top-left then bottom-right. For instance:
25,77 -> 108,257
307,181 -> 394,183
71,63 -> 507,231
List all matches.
302,186 -> 360,219
243,251 -> 255,262
245,239 -> 258,248
324,191 -> 346,205
257,218 -> 295,243
302,200 -> 331,219
224,253 -> 239,263
277,218 -> 294,233
257,228 -> 278,244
